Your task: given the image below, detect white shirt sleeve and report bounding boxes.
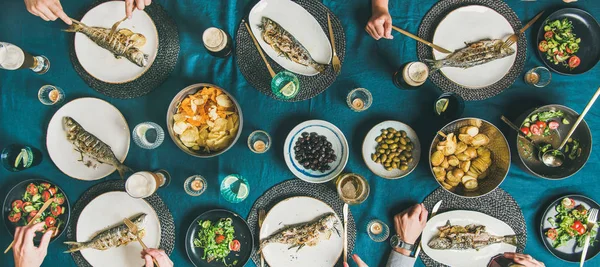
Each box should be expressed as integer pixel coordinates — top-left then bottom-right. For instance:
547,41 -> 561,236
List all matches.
385,250 -> 417,267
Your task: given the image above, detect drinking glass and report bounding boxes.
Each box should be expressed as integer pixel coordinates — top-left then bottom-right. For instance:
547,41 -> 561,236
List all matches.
184,175 -> 207,196
1,144 -> 42,172
434,92 -> 465,120
248,130 -> 271,153
524,66 -> 551,88
367,219 -> 390,242
220,174 -> 249,203
346,88 -> 372,112
38,85 -> 65,105
335,173 -> 370,205
132,122 -> 165,149
271,71 -> 300,100
125,170 -> 170,198
0,42 -> 49,74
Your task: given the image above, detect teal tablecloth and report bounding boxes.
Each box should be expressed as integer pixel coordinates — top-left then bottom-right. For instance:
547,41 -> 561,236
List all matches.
1,0 -> 599,266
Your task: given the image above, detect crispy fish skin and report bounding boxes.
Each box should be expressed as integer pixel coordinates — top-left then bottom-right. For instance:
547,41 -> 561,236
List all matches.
64,213 -> 147,253
428,221 -> 517,250
260,17 -> 328,73
64,19 -> 149,67
425,39 -> 515,71
62,116 -> 133,178
259,212 -> 340,252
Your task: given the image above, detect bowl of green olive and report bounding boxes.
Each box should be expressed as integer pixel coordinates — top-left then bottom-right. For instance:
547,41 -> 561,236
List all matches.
362,120 -> 421,179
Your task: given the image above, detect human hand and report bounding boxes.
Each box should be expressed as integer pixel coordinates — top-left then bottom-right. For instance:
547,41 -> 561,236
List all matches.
365,5 -> 393,40
504,252 -> 545,267
142,248 -> 173,267
343,254 -> 368,267
24,0 -> 72,25
393,203 -> 428,255
125,0 -> 151,19
13,222 -> 53,267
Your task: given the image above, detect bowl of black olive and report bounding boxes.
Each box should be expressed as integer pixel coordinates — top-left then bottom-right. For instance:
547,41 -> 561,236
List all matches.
284,120 -> 349,183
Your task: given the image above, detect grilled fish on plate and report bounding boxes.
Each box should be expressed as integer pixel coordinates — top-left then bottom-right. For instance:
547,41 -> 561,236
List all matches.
428,221 -> 517,250
259,212 -> 340,252
425,39 -> 515,71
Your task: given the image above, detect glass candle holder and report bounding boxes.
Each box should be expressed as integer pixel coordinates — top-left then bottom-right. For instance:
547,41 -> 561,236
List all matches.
346,88 -> 372,112
184,175 -> 207,196
248,130 -> 271,153
367,219 -> 390,242
524,66 -> 551,87
38,85 -> 64,105
132,122 -> 165,149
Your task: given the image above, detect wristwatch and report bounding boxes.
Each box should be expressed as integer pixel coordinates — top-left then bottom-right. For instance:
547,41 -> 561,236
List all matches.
390,235 -> 415,251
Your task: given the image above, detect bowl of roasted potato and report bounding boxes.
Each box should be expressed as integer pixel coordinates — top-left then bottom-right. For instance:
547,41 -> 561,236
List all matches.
167,83 -> 243,158
429,118 -> 510,198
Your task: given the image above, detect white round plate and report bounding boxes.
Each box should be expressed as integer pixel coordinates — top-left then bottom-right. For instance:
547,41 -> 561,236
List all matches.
422,210 -> 517,267
362,121 -> 421,179
76,191 -> 161,267
284,120 -> 348,183
260,196 -> 343,267
249,0 -> 332,76
75,0 -> 158,83
432,5 -> 517,88
46,97 -> 130,180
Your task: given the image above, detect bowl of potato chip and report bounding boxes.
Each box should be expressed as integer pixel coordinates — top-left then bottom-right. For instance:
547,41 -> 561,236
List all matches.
167,83 -> 242,158
429,118 -> 510,198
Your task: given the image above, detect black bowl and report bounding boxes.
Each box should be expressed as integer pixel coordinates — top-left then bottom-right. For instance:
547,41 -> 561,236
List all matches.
185,209 -> 253,267
536,8 -> 600,75
540,194 -> 600,262
2,179 -> 71,243
516,105 -> 592,179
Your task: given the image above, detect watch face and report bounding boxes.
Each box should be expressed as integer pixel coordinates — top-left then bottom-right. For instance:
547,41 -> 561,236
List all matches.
390,235 -> 399,247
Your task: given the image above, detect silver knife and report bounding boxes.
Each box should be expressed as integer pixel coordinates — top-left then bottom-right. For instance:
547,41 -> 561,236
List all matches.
414,200 -> 442,257
343,203 -> 349,265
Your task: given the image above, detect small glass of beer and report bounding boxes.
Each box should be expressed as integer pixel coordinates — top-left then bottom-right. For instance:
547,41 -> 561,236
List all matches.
0,42 -> 50,74
125,170 -> 171,198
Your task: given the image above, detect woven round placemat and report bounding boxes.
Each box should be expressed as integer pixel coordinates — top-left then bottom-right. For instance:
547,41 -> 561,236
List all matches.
235,0 -> 346,102
417,0 -> 527,101
68,0 -> 179,99
247,179 -> 356,266
66,180 -> 175,267
420,187 -> 527,267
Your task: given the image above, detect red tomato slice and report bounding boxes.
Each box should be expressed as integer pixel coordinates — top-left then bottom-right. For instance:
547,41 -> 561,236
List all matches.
48,187 -> 57,196
45,217 -> 56,228
215,235 -> 225,244
51,206 -> 62,216
8,211 -> 21,223
535,121 -> 547,130
12,200 -> 24,210
569,56 -> 580,69
530,124 -> 541,135
26,183 -> 38,195
544,31 -> 554,39
27,210 -> 38,223
566,47 -> 573,54
548,121 -> 560,130
42,191 -> 51,202
520,127 -> 530,135
546,228 -> 558,240
229,240 -> 241,252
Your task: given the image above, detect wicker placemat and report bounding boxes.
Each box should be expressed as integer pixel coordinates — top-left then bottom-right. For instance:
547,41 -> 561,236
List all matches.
417,0 -> 527,101
66,180 -> 175,267
247,179 -> 356,266
68,0 -> 179,99
235,0 -> 346,102
420,187 -> 527,267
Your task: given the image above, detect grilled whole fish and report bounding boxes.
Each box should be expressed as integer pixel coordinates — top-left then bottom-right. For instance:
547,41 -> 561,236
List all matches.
425,39 -> 515,71
259,212 -> 340,252
260,17 -> 328,73
64,18 -> 149,67
428,221 -> 517,250
64,213 -> 147,253
63,116 -> 132,178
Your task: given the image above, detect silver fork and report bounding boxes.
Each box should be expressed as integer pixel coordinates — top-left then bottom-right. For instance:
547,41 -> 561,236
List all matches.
580,208 -> 598,267
258,209 -> 266,267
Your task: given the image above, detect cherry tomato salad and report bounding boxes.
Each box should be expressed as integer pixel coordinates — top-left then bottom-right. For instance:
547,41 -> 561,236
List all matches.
193,218 -> 240,266
520,110 -> 568,137
538,18 -> 581,69
546,197 -> 598,248
7,182 -> 66,236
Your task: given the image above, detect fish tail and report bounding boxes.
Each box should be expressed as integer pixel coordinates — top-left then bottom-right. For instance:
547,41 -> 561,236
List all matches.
62,19 -> 85,33
313,63 -> 327,73
63,241 -> 88,253
423,59 -> 443,72
502,235 -> 518,246
116,163 -> 133,179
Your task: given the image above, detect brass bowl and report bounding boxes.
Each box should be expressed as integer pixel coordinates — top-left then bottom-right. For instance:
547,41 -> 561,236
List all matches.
166,83 -> 243,158
429,118 -> 510,198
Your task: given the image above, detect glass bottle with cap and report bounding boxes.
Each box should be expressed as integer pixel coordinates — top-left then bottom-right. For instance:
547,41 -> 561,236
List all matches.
202,27 -> 233,58
393,61 -> 429,90
0,42 -> 50,74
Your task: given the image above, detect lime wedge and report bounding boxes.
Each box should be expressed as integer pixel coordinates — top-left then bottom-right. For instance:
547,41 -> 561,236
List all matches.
435,98 -> 449,115
136,124 -> 150,138
221,175 -> 238,188
21,149 -> 30,167
237,183 -> 249,199
14,149 -> 26,168
279,81 -> 297,97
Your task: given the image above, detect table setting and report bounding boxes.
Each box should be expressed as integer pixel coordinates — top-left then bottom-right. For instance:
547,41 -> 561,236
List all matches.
1,0 -> 599,267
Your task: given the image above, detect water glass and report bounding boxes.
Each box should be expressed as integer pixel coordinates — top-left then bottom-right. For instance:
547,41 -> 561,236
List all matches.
271,71 -> 300,100
248,130 -> 271,153
220,174 -> 249,203
346,88 -> 372,112
1,144 -> 42,172
434,92 -> 465,120
524,67 -> 551,88
367,219 -> 390,242
132,122 -> 164,149
184,175 -> 207,196
38,85 -> 64,105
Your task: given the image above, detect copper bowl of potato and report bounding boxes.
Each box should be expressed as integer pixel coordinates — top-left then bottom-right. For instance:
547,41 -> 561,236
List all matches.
429,118 -> 510,198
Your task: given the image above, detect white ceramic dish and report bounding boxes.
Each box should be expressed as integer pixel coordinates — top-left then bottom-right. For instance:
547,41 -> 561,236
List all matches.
260,196 -> 343,267
422,210 -> 517,267
74,0 -> 158,83
362,120 -> 421,179
432,5 -> 516,88
284,120 -> 348,183
248,0 -> 331,76
46,97 -> 130,180
76,191 -> 161,267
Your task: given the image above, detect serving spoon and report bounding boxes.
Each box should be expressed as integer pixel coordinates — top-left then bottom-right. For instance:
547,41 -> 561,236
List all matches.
500,115 -> 542,150
542,87 -> 600,167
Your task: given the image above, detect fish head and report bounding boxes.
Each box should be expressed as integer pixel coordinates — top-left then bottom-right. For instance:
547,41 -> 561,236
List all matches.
261,17 -> 276,32
499,44 -> 516,57
428,237 -> 452,249
62,116 -> 82,136
320,213 -> 339,229
131,213 -> 148,228
63,116 -> 77,128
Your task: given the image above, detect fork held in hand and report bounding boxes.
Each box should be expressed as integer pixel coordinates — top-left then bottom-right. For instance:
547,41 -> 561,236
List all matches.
327,12 -> 341,74
580,208 -> 598,267
123,218 -> 160,267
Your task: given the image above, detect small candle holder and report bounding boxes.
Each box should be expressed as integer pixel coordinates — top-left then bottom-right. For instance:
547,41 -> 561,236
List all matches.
248,130 -> 271,153
184,175 -> 207,196
367,219 -> 390,242
524,66 -> 551,87
346,88 -> 372,112
38,85 -> 64,105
